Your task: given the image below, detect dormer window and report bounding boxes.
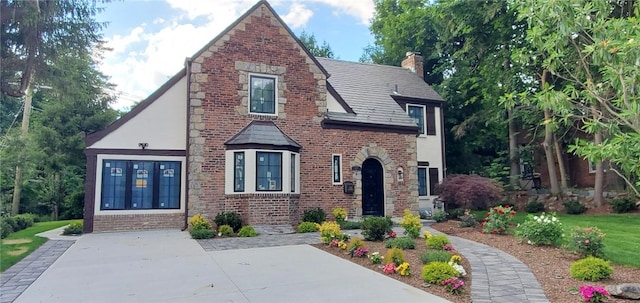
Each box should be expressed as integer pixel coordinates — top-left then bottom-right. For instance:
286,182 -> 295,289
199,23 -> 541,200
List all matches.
249,75 -> 276,115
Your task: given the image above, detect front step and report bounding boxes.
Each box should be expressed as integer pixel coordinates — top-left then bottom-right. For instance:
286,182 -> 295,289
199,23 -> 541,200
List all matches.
252,225 -> 296,235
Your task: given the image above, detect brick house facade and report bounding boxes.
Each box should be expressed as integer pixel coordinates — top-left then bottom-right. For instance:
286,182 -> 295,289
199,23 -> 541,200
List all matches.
83,1 -> 445,232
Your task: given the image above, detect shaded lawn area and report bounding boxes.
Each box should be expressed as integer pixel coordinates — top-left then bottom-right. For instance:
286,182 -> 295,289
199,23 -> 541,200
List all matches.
471,210 -> 640,267
1,220 -> 80,272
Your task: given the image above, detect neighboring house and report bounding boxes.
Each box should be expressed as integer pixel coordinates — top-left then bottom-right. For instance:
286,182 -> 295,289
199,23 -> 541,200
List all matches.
83,0 -> 445,233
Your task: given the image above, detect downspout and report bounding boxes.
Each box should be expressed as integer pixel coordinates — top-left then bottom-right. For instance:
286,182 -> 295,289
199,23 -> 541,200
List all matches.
182,57 -> 192,231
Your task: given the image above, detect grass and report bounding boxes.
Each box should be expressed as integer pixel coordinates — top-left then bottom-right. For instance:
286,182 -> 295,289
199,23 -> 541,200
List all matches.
470,210 -> 640,267
1,219 -> 80,272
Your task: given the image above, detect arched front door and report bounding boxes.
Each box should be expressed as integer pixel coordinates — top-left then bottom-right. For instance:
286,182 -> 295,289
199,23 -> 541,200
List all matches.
362,158 -> 384,216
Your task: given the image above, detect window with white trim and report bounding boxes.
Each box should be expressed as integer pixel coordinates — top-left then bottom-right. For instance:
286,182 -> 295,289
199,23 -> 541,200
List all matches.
249,75 -> 276,115
332,154 -> 342,184
257,152 -> 282,191
291,154 -> 296,192
407,105 -> 425,135
225,150 -> 299,194
418,166 -> 440,196
234,152 -> 244,192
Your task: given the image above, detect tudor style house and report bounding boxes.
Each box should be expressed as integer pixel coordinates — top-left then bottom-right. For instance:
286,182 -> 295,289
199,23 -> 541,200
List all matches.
83,0 -> 446,233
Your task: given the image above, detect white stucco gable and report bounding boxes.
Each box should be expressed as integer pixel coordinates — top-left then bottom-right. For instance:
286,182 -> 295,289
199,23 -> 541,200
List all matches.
88,76 -> 187,150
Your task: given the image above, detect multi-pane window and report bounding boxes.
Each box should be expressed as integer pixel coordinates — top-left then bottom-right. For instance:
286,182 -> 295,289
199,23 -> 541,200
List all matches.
250,76 -> 276,114
256,152 -> 282,191
418,167 -> 428,196
234,152 -> 245,192
332,154 -> 342,184
408,105 -> 425,134
291,154 -> 296,192
418,167 -> 440,196
101,160 -> 181,210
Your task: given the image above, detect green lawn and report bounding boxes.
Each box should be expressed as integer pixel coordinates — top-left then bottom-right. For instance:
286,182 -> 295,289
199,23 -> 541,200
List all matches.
471,210 -> 640,267
1,220 -> 80,272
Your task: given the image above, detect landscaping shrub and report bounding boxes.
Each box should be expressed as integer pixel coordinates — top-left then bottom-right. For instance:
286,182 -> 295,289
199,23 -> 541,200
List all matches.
564,200 -> 587,214
420,250 -> 451,264
384,247 -> 406,266
1,219 -> 14,239
610,197 -> 637,213
425,234 -> 451,249
515,213 -> 563,246
348,237 -> 365,251
422,262 -> 459,284
12,214 -> 35,230
332,207 -> 347,222
481,205 -> 515,234
524,200 -> 545,213
435,174 -> 504,210
446,208 -> 465,220
369,252 -> 383,264
190,228 -> 215,239
238,225 -> 258,237
189,213 -> 213,231
297,222 -> 319,233
570,257 -> 613,281
338,220 -> 361,230
400,209 -> 422,239
567,226 -> 606,258
458,211 -> 478,228
3,217 -> 18,232
432,210 -> 447,223
302,207 -> 326,224
62,222 -> 83,235
218,224 -> 234,236
360,217 -> 393,241
319,221 -> 343,243
214,212 -> 242,232
384,237 -> 416,249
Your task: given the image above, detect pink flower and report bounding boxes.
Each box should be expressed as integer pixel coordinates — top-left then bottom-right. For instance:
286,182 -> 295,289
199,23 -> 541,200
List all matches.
585,239 -> 590,244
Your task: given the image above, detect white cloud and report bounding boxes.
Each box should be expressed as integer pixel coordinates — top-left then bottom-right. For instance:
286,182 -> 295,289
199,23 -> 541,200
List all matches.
312,0 -> 375,25
281,3 -> 313,29
104,25 -> 145,56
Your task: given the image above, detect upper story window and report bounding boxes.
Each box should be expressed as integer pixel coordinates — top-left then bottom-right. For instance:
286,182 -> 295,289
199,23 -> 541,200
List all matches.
407,105 -> 425,135
250,75 -> 276,115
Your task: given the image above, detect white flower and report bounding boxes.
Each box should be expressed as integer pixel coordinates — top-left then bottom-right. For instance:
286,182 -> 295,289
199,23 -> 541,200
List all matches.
527,240 -> 532,245
449,262 -> 467,276
533,216 -> 539,220
552,217 -> 557,222
537,219 -> 542,223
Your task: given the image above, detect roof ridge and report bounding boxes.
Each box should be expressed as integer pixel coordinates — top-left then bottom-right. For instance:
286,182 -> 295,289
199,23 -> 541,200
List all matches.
316,57 -> 413,72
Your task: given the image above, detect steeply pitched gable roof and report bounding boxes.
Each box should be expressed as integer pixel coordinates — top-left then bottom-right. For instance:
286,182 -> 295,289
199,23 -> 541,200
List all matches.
317,57 -> 443,131
225,120 -> 301,152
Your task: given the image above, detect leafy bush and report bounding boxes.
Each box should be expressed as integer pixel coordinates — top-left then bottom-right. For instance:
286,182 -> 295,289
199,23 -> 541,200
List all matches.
422,262 -> 460,284
190,228 -> 215,239
570,257 -> 613,281
564,200 -> 587,214
218,224 -> 234,236
400,209 -> 422,239
524,200 -> 545,213
1,219 -> 14,239
238,226 -> 258,237
12,214 -> 35,230
3,217 -> 18,232
420,250 -> 452,264
189,213 -> 213,231
369,252 -> 383,264
214,212 -> 242,232
361,217 -> 393,241
610,198 -> 637,213
426,234 -> 451,249
332,207 -> 347,222
446,208 -> 465,220
319,221 -> 343,243
515,213 -> 563,246
348,237 -> 365,251
458,212 -> 478,228
384,247 -> 406,266
435,174 -> 504,210
297,221 -> 319,233
62,222 -> 83,235
302,207 -> 326,224
432,210 -> 447,223
384,237 -> 416,249
338,220 -> 361,230
481,205 -> 515,234
567,227 -> 606,258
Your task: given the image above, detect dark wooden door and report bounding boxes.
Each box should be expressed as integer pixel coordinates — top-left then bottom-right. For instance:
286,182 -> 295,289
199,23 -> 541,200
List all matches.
362,158 -> 384,216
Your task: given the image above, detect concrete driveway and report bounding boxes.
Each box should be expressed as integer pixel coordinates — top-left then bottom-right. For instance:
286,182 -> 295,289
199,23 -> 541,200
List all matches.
14,230 -> 451,303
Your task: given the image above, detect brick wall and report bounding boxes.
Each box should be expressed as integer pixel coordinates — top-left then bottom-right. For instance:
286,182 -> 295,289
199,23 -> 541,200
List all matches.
187,4 -> 418,226
93,213 -> 183,232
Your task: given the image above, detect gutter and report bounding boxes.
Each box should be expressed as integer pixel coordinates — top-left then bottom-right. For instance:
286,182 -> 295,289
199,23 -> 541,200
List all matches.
182,57 -> 192,231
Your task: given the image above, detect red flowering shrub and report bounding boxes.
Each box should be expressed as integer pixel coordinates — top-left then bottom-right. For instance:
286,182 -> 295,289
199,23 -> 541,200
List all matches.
435,174 -> 504,210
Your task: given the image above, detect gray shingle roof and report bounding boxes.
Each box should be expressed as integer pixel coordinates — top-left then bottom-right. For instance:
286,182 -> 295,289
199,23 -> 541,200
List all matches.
225,120 -> 301,149
316,57 -> 443,128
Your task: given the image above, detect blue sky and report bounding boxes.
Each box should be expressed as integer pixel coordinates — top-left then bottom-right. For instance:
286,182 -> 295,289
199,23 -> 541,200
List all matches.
95,0 -> 376,110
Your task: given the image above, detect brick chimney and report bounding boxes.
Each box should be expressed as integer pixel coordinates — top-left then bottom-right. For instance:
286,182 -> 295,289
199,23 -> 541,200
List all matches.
401,51 -> 424,80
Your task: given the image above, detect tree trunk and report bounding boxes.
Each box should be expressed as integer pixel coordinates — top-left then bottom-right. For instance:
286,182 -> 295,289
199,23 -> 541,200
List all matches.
508,108 -> 520,188
554,136 -> 569,190
593,130 -> 604,207
51,173 -> 61,221
11,83 -> 34,215
541,70 -> 560,195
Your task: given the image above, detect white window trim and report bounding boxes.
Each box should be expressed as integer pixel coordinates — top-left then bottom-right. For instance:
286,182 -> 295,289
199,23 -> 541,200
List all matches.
406,104 -> 426,136
418,166 -> 429,196
332,154 -> 343,185
225,149 -> 299,194
94,154 -> 186,216
248,74 -> 278,116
